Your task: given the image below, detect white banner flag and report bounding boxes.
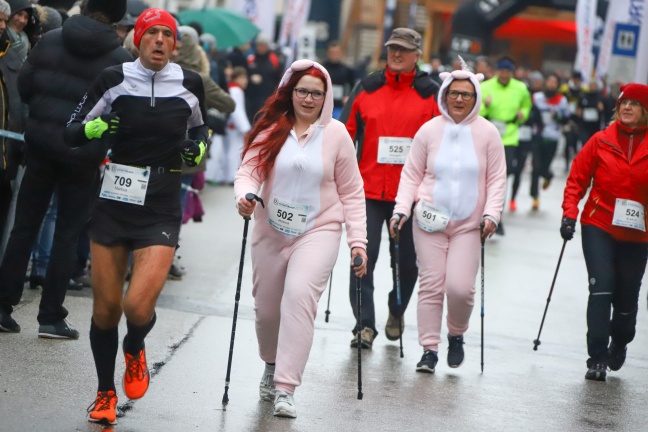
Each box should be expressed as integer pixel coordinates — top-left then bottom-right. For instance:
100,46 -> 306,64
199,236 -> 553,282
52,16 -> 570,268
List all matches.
575,0 -> 597,83
278,0 -> 312,49
227,0 -> 277,42
596,0 -> 648,85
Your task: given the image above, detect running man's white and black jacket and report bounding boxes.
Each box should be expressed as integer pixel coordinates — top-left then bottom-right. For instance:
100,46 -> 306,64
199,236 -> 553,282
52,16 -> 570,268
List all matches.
65,59 -> 208,208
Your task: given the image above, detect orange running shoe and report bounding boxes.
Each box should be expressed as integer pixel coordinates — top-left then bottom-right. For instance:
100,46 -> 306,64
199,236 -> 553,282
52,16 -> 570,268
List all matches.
532,198 -> 539,211
123,348 -> 150,399
509,200 -> 517,212
87,390 -> 118,424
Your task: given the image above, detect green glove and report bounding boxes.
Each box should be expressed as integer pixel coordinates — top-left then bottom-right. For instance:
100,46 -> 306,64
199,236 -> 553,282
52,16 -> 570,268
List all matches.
84,113 -> 120,139
180,140 -> 206,167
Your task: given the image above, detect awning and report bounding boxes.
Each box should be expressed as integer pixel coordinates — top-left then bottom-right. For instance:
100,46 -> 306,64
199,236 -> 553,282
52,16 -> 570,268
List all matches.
494,17 -> 576,44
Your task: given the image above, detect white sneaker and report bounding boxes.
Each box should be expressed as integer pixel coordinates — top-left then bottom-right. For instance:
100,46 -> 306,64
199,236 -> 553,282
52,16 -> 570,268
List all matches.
273,391 -> 297,418
259,363 -> 275,402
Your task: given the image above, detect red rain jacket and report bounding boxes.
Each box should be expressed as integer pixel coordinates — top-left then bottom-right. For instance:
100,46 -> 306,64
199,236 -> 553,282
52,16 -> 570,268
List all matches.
345,68 -> 440,202
563,121 -> 648,242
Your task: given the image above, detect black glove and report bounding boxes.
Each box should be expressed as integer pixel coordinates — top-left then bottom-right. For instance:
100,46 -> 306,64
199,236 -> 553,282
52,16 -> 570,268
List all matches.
560,217 -> 576,241
179,139 -> 206,167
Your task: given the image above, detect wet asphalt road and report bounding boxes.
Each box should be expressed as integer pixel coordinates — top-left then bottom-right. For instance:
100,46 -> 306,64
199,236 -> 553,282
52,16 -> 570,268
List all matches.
1,163 -> 647,432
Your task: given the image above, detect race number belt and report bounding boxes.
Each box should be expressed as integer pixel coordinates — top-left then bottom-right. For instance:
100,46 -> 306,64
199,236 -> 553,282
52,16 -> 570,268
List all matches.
583,108 -> 599,122
100,163 -> 150,205
377,137 -> 412,165
612,198 -> 645,232
491,120 -> 507,137
518,125 -> 532,141
268,195 -> 310,236
332,84 -> 344,101
541,111 -> 553,126
415,200 -> 451,233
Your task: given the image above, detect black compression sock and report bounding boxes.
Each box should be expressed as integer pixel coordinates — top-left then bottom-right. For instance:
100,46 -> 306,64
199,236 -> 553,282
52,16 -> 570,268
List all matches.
90,319 -> 118,392
123,311 -> 157,355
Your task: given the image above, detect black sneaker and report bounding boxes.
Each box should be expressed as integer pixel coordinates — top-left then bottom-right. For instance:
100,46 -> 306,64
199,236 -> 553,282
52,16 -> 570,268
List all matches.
495,222 -> 505,236
585,358 -> 607,382
68,278 -> 84,291
0,308 -> 20,332
608,342 -> 627,372
29,275 -> 45,290
416,350 -> 438,373
447,334 -> 465,368
167,264 -> 183,281
38,319 -> 79,339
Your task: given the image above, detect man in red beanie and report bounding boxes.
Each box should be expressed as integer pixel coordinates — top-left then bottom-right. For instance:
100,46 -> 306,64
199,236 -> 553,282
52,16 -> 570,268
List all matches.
64,8 -> 208,425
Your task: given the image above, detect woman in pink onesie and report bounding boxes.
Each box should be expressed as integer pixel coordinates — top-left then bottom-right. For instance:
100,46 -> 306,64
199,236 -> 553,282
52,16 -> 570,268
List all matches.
390,58 -> 506,373
235,59 -> 368,418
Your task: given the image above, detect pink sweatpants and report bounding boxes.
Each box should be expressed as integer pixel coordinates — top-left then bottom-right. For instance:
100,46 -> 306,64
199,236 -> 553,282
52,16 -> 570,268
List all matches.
413,224 -> 481,352
251,225 -> 341,394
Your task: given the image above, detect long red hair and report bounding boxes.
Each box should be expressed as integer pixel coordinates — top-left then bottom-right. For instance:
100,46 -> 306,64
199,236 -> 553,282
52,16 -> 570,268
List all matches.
242,67 -> 327,179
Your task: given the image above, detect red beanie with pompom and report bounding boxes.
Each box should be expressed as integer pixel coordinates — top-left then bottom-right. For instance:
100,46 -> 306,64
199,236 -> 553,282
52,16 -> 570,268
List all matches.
617,83 -> 648,112
134,8 -> 177,49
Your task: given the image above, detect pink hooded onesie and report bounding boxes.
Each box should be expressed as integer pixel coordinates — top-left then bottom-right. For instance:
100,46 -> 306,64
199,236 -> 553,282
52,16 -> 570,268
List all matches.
393,60 -> 506,352
234,60 -> 367,393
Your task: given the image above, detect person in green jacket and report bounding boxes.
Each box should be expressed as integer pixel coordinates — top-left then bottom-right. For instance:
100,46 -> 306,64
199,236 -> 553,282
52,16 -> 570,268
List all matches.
480,57 -> 532,234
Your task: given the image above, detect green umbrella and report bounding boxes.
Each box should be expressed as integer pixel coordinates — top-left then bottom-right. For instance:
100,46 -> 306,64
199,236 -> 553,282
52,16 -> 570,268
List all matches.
178,8 -> 261,50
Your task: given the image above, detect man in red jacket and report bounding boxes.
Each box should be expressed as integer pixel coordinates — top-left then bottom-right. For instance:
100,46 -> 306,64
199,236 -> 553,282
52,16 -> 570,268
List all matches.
340,28 -> 440,348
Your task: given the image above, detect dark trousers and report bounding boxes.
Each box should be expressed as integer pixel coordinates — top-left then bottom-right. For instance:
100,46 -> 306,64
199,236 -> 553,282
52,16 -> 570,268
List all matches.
0,151 -> 98,324
531,138 -> 558,194
504,145 -> 518,178
564,129 -> 579,169
581,225 -> 648,360
511,139 -> 542,200
349,199 -> 418,335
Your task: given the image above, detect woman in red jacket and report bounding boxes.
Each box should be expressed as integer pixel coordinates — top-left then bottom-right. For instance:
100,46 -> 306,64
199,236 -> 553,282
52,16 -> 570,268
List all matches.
561,83 -> 648,382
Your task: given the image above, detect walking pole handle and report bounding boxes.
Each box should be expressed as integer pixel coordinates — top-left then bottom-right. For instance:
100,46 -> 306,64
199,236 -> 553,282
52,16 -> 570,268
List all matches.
353,256 -> 363,267
245,192 -> 265,208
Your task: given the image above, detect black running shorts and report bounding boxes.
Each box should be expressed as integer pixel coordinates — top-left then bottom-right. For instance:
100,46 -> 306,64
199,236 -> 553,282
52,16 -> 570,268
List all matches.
89,199 -> 181,250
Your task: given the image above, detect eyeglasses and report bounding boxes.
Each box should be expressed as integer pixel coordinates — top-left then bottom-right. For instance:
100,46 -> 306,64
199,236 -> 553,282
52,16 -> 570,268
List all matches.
387,45 -> 417,54
294,88 -> 326,101
447,90 -> 476,101
619,99 -> 642,108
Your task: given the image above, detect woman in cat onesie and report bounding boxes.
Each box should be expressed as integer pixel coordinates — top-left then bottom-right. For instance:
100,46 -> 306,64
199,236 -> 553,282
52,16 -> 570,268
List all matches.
389,58 -> 506,373
234,59 -> 367,418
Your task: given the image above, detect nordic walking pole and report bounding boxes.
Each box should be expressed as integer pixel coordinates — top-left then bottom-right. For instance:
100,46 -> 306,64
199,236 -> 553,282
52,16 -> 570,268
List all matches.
393,218 -> 404,359
324,271 -> 333,323
354,255 -> 364,400
223,193 -> 264,405
533,237 -> 569,351
480,222 -> 485,373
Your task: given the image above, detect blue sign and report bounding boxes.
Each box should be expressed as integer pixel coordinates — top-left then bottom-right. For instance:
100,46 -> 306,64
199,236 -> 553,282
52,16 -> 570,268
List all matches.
612,23 -> 640,57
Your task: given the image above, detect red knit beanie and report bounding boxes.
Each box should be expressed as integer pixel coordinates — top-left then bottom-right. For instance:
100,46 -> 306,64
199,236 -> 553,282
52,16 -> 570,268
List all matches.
134,8 -> 177,49
617,83 -> 648,112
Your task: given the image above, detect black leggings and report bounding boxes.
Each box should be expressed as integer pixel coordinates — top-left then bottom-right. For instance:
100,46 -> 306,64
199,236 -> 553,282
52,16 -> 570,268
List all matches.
349,199 -> 418,335
581,225 -> 648,360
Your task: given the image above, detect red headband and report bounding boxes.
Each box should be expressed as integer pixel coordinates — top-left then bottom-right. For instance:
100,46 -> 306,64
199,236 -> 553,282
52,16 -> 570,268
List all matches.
134,8 -> 177,50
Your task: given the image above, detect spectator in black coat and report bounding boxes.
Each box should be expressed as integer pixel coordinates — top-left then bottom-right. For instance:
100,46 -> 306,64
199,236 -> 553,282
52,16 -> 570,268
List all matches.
322,40 -> 356,120
245,35 -> 282,123
0,0 -> 132,338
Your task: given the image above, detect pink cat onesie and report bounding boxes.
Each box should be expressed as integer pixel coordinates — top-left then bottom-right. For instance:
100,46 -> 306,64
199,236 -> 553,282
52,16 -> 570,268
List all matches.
234,60 -> 367,394
393,63 -> 506,354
